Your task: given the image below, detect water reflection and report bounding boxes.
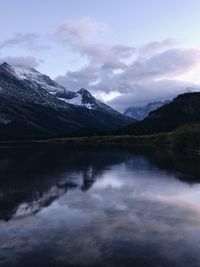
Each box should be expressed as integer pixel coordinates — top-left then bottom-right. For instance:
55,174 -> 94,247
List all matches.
0,145 -> 200,267
0,146 -> 131,221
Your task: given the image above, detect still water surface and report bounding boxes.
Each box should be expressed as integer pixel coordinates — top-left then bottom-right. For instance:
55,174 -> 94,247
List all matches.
0,145 -> 200,267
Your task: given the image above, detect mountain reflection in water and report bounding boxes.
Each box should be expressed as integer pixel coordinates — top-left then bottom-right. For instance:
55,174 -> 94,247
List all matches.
0,145 -> 200,267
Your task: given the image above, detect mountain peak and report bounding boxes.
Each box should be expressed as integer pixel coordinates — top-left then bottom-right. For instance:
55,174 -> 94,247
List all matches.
124,100 -> 170,120
13,64 -> 39,73
0,62 -> 40,80
77,88 -> 92,97
0,62 -> 17,78
0,62 -> 13,72
10,64 -> 41,80
0,62 -> 11,68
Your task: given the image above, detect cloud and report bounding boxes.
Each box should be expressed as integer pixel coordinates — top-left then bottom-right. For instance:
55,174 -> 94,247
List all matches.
0,33 -> 49,51
54,17 -> 107,55
139,38 -> 178,55
107,80 -> 200,111
53,18 -> 200,111
56,65 -> 100,90
54,17 -> 136,65
55,17 -> 104,44
56,46 -> 200,109
0,17 -> 198,111
0,56 -> 42,68
119,48 -> 200,84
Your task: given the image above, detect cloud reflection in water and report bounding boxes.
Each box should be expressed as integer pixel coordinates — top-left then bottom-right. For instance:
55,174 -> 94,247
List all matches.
0,146 -> 200,267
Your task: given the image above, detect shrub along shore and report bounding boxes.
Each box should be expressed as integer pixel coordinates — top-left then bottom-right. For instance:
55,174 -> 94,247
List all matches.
0,124 -> 200,152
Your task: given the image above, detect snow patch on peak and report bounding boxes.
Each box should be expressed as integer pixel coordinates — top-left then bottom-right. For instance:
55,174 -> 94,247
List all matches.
0,63 -> 39,81
9,64 -> 68,95
13,65 -> 39,76
58,92 -> 94,110
58,88 -> 117,112
11,65 -> 41,81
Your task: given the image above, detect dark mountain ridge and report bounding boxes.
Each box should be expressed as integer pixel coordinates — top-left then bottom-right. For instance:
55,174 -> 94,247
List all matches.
119,92 -> 200,135
124,100 -> 170,120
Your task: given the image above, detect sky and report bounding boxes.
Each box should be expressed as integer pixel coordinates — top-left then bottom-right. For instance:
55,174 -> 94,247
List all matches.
1,0 -> 200,111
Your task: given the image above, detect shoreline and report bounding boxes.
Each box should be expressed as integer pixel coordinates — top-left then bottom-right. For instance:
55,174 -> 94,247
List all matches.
0,134 -> 167,146
0,133 -> 198,154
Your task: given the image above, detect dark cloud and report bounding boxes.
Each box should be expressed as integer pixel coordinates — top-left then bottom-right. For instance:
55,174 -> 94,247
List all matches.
0,56 -> 42,68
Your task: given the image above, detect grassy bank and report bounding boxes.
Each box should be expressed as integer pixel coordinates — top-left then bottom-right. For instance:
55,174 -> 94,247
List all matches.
0,124 -> 199,152
167,124 -> 200,150
45,124 -> 200,151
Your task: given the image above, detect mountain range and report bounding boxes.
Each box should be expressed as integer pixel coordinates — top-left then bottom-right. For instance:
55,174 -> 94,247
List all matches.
119,92 -> 200,135
0,62 -> 133,140
124,100 -> 170,120
0,62 -> 200,141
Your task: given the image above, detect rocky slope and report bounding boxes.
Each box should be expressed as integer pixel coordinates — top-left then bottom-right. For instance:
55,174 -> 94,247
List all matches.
0,62 -> 133,140
124,100 -> 170,120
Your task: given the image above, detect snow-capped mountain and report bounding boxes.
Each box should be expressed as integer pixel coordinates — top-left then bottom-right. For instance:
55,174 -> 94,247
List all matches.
9,63 -> 67,95
0,62 -> 133,140
0,62 -> 68,108
10,64 -> 122,113
56,88 -> 101,110
124,100 -> 170,121
55,87 -> 123,115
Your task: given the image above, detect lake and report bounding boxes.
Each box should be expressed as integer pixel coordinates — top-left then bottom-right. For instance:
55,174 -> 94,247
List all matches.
0,145 -> 200,267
